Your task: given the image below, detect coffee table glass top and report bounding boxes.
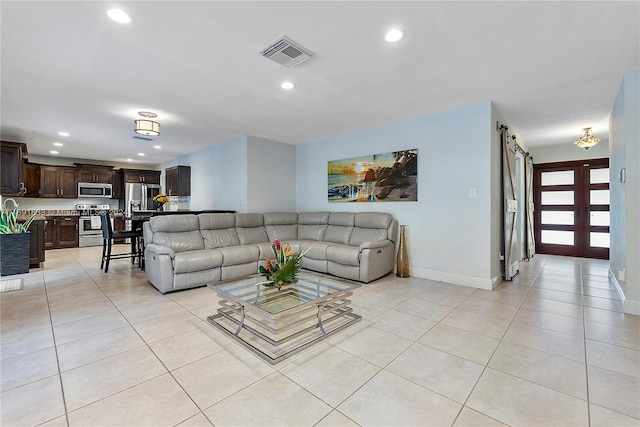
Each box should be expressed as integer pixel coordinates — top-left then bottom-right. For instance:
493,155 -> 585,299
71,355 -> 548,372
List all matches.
210,272 -> 360,315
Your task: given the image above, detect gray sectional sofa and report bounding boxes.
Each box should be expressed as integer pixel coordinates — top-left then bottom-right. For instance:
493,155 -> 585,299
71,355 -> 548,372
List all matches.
142,211 -> 398,294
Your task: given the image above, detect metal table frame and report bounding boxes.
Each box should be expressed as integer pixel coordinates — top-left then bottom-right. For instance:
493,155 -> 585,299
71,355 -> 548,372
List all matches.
207,272 -> 361,364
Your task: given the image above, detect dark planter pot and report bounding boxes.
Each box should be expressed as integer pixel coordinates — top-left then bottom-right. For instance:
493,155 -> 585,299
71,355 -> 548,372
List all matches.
0,232 -> 30,276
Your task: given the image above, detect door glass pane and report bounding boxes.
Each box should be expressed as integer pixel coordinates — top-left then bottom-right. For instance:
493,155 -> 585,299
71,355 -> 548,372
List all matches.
590,232 -> 610,248
541,191 -> 574,205
541,230 -> 574,245
590,168 -> 609,184
541,170 -> 574,186
541,211 -> 574,225
590,211 -> 610,226
590,190 -> 610,205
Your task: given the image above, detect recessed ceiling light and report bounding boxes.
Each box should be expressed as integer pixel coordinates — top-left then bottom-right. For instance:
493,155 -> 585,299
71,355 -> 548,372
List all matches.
126,158 -> 133,162
107,9 -> 132,24
58,131 -> 70,137
153,145 -> 161,149
280,81 -> 295,90
385,29 -> 405,43
50,150 -> 59,154
53,142 -> 63,147
138,152 -> 145,156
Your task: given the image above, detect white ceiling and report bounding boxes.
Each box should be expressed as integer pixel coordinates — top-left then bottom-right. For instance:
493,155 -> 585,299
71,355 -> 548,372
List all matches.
1,1 -> 638,166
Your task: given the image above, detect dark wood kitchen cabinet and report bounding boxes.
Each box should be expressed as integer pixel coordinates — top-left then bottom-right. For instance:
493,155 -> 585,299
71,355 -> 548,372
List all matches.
121,169 -> 160,184
1,141 -> 27,196
22,161 -> 41,198
75,163 -> 114,184
44,216 -> 79,249
40,166 -> 77,198
27,219 -> 45,267
165,165 -> 190,196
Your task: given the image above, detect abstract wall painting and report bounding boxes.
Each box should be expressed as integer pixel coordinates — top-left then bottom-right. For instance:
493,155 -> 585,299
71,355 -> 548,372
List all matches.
328,149 -> 418,202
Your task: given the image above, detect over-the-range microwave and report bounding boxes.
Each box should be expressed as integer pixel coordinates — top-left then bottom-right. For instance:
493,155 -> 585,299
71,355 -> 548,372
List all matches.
78,182 -> 113,198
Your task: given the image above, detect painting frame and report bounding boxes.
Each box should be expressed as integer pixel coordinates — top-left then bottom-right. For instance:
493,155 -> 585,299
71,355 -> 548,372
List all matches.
328,149 -> 418,203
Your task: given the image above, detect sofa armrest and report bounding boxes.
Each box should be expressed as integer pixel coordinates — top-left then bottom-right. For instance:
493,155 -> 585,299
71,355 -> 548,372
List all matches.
359,240 -> 393,251
145,243 -> 176,258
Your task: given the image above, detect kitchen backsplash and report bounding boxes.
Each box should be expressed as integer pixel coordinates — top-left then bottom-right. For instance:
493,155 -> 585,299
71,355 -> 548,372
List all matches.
6,197 -> 120,212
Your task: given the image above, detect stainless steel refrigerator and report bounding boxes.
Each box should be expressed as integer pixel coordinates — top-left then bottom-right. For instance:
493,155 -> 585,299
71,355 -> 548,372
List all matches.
124,183 -> 161,216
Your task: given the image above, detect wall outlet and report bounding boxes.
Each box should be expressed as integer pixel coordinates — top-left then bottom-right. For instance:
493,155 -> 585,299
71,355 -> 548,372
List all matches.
619,269 -> 626,281
469,188 -> 477,198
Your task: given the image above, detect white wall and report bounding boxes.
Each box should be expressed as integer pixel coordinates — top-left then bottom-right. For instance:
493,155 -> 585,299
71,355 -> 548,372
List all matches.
609,69 -> 640,315
296,101 -> 499,289
246,136 -> 296,212
529,140 -> 609,164
162,137 -> 248,212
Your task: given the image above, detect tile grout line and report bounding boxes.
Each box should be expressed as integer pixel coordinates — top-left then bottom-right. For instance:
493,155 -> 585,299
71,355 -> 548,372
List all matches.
40,259 -> 71,427
449,258 -> 546,426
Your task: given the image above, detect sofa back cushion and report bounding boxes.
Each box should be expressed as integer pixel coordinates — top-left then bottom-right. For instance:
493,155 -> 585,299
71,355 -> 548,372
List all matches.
324,212 -> 355,244
298,212 -> 329,241
264,212 -> 298,241
199,213 -> 241,249
149,215 -> 205,252
235,213 -> 269,244
349,212 -> 393,246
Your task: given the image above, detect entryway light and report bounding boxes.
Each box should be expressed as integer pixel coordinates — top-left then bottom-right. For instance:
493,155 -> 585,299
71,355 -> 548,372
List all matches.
134,111 -> 160,136
385,29 -> 405,43
107,9 -> 132,24
574,127 -> 600,150
281,81 -> 295,90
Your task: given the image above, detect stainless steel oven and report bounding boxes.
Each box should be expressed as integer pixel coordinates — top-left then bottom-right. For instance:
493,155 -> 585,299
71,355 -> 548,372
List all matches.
76,204 -> 111,247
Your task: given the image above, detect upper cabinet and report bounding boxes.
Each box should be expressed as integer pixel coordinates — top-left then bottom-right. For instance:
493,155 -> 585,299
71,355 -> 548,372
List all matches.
40,166 -> 77,198
113,168 -> 161,199
1,141 -> 27,196
165,165 -> 191,196
76,164 -> 114,184
121,169 -> 161,184
22,161 -> 41,198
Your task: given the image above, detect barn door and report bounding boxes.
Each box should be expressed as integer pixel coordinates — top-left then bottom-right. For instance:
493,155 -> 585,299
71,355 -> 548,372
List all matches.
524,156 -> 536,259
502,132 -> 519,280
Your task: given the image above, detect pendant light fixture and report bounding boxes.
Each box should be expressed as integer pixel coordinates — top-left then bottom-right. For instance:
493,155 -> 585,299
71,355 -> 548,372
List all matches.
573,127 -> 600,150
134,111 -> 160,136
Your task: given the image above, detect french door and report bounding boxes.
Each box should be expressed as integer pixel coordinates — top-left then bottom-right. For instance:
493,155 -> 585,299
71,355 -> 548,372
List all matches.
534,158 -> 609,259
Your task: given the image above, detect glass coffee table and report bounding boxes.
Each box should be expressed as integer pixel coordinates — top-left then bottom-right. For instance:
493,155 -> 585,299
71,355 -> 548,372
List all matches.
207,271 -> 361,364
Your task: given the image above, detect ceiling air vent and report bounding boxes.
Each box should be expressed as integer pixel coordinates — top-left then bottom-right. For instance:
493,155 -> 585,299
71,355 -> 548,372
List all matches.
260,36 -> 314,68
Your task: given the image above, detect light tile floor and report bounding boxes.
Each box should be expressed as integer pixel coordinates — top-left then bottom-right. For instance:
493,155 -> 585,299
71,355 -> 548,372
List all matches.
1,246 -> 639,426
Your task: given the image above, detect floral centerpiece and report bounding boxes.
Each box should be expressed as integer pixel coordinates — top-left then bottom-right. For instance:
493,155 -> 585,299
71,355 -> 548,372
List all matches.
259,239 -> 309,288
153,194 -> 169,210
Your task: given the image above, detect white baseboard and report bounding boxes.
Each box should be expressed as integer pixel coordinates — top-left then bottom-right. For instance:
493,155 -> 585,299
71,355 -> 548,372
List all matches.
608,268 -> 640,315
624,300 -> 640,316
410,267 -> 495,290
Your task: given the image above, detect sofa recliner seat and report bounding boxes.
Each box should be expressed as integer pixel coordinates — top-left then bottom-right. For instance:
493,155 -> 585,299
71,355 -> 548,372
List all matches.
143,211 -> 397,294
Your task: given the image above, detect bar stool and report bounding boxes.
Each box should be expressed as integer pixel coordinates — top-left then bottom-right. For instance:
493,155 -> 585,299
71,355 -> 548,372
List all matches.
100,213 -> 142,273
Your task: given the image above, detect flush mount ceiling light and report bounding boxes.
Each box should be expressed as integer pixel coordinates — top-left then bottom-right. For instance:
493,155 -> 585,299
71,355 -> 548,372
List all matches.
385,29 -> 405,43
53,142 -> 63,147
574,127 -> 601,150
58,131 -> 70,137
153,145 -> 161,149
107,9 -> 132,24
280,81 -> 295,90
134,111 -> 160,136
50,150 -> 59,155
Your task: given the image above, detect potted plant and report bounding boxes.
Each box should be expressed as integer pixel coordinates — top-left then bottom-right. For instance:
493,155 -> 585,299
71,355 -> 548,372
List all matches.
153,194 -> 169,211
1,198 -> 38,276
